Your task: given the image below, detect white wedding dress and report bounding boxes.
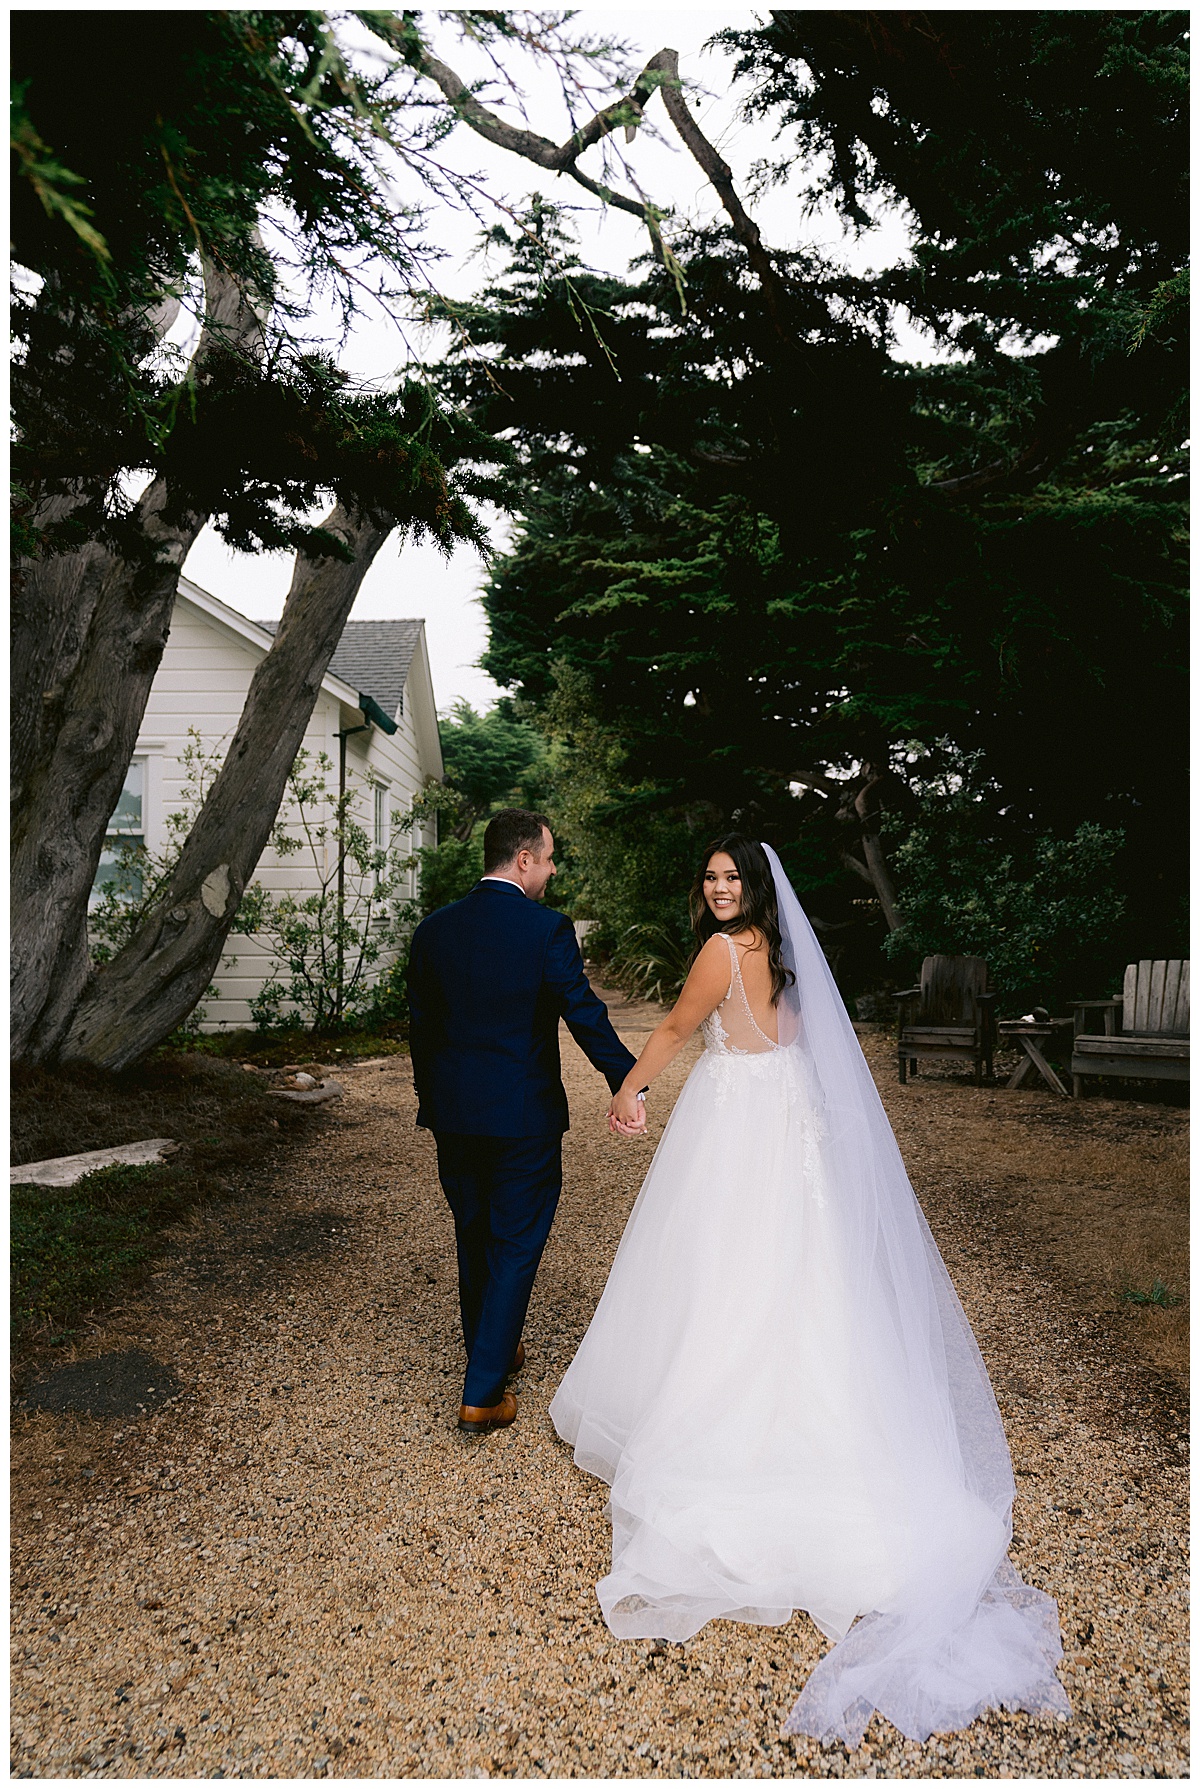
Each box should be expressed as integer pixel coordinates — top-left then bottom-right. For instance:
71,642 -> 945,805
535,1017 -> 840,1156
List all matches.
550,851 -> 1070,1747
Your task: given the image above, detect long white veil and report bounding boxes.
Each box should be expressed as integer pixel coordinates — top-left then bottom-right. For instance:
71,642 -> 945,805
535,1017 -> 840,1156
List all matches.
763,843 -> 1070,1745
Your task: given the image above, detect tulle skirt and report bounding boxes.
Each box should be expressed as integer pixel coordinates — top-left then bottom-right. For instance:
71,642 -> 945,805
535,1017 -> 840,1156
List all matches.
549,1044 -> 1069,1745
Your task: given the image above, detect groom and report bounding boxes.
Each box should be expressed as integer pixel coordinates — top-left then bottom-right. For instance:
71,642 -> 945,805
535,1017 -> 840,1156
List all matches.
407,808 -> 643,1434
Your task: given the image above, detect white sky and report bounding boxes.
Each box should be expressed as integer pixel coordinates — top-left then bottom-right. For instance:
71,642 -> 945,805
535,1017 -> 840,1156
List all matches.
184,8 -> 921,713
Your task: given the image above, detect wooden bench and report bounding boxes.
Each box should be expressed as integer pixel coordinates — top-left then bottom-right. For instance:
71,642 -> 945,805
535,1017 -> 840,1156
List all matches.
1071,959 -> 1190,1096
895,955 -> 997,1085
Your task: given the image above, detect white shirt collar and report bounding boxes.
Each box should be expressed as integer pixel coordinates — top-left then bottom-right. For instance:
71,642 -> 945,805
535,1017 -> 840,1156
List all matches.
480,875 -> 526,894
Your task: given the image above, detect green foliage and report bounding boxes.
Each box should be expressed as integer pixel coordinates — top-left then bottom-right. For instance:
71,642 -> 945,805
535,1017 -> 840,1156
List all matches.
881,754 -> 1130,1010
10,86 -> 110,263
163,1026 -> 407,1067
608,924 -> 695,1006
410,672 -> 702,963
1120,1279 -> 1180,1309
356,955 -> 413,1032
90,729 -> 214,955
438,699 -> 547,838
415,831 -> 487,917
89,730 -> 436,1035
401,695 -> 554,924
450,226 -> 1185,873
12,12 -> 425,441
516,662 -> 703,959
721,12 -> 1187,357
11,1164 -> 163,1343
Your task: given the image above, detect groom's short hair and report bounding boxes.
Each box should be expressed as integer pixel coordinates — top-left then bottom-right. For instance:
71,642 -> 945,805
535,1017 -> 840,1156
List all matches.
484,808 -> 553,872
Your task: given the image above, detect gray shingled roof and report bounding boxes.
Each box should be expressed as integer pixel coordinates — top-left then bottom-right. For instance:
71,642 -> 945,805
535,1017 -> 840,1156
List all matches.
258,618 -> 422,720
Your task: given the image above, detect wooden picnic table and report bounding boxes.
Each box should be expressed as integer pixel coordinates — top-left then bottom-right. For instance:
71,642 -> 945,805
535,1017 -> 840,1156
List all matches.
997,1018 -> 1074,1098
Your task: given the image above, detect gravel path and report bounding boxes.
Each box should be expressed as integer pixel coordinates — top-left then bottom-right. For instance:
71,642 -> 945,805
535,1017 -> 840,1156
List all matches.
11,1004 -> 1189,1778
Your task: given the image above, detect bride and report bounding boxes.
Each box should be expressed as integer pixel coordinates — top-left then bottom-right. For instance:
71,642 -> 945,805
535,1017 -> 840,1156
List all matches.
549,835 -> 1070,1747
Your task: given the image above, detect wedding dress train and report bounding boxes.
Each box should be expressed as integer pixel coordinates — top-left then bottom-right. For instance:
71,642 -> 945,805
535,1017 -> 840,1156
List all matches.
550,855 -> 1070,1747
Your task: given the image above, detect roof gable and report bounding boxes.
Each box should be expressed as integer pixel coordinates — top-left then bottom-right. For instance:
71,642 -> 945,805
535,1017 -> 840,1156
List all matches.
258,618 -> 423,720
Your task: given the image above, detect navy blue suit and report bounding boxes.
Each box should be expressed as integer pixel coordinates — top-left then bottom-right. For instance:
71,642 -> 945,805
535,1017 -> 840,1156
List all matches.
408,879 -> 637,1407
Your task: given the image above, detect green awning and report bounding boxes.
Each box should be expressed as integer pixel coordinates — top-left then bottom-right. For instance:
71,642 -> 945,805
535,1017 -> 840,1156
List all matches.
358,691 -> 397,735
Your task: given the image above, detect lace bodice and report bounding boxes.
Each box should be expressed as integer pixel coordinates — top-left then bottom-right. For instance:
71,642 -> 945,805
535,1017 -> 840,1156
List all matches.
700,934 -> 780,1055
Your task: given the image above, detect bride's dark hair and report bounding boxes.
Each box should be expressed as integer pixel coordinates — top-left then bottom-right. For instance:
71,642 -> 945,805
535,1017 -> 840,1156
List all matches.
688,833 -> 794,1005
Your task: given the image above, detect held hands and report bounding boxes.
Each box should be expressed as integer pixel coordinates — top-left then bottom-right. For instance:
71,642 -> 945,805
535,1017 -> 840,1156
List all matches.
608,1085 -> 646,1137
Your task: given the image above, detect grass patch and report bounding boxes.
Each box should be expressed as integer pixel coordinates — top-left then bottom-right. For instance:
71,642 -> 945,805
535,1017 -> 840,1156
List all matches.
12,1164 -> 169,1344
1121,1278 -> 1181,1309
11,1053 -> 317,1350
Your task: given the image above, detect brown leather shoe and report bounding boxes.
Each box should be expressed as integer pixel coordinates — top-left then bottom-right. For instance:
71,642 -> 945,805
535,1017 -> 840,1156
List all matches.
508,1340 -> 526,1378
458,1390 -> 518,1434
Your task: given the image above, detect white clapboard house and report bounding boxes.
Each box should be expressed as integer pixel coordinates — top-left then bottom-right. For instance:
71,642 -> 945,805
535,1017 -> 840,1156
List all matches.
91,576 -> 443,1029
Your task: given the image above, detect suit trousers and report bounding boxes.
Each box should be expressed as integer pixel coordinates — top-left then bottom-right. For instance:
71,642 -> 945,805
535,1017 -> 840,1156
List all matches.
434,1131 -> 563,1410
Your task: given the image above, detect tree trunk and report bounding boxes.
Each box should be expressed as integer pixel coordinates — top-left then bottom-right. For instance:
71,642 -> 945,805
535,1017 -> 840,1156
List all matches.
10,263 -> 266,1063
10,477 -> 213,1060
793,762 -> 905,931
11,487 -> 110,824
859,828 -> 904,932
57,503 -> 395,1070
852,769 -> 904,932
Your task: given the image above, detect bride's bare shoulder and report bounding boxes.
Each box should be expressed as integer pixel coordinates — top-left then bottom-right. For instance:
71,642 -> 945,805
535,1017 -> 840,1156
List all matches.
697,931 -> 733,953
668,933 -> 735,1025
685,933 -> 734,984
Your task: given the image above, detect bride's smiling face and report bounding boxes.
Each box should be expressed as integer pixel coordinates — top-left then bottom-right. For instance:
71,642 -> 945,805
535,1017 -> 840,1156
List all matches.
703,853 -> 743,923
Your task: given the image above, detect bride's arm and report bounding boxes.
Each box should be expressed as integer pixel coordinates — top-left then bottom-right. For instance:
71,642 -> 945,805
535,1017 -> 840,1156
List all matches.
608,936 -> 732,1128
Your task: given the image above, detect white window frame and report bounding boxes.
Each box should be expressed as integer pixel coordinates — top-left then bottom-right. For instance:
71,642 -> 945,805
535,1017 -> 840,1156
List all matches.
373,779 -> 391,893
136,741 -> 165,851
88,748 -> 163,910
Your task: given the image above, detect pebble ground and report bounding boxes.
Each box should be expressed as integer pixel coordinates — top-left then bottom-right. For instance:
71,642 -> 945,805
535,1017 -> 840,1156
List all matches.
10,1003 -> 1189,1778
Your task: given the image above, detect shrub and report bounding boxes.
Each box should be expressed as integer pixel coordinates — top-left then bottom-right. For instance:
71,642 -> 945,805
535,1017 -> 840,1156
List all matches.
884,807 -> 1128,1012
244,748 -> 428,1032
415,828 -> 486,916
607,922 -> 695,1004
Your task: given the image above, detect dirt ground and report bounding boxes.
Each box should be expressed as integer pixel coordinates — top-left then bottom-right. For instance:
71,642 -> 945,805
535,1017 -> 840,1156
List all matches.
10,999 -> 1189,1778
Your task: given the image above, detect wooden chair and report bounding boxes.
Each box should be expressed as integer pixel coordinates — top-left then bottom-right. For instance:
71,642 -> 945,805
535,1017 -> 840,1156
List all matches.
1071,960 -> 1190,1095
895,956 -> 997,1085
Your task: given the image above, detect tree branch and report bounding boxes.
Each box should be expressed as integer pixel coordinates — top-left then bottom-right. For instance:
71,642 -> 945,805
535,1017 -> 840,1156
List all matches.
840,849 -> 877,888
561,161 -> 657,222
808,912 -> 857,936
407,34 -> 792,325
926,436 -> 1054,496
858,830 -> 903,930
652,51 -> 791,338
789,767 -> 845,798
412,42 -> 673,172
408,39 -> 677,240
691,445 -> 756,469
852,771 -> 904,930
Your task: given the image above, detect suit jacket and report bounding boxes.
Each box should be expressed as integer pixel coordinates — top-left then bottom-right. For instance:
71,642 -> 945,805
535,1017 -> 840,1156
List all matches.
407,879 -> 638,1137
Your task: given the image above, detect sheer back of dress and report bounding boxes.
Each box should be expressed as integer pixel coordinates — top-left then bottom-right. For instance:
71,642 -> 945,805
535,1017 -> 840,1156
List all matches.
701,934 -> 780,1054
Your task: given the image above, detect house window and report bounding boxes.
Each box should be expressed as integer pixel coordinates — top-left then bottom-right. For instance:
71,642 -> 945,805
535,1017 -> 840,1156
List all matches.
374,783 -> 390,892
390,790 -> 417,897
90,758 -> 146,907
